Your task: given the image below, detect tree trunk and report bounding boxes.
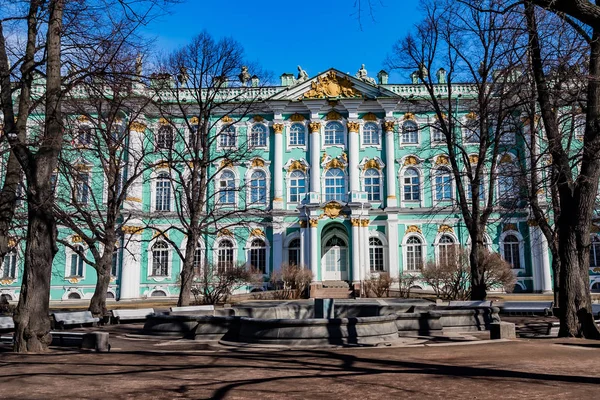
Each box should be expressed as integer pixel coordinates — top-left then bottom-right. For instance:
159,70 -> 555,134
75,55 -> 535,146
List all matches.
557,226 -> 600,338
552,256 -> 560,306
469,240 -> 487,300
177,233 -> 197,307
89,251 -> 112,317
13,207 -> 56,352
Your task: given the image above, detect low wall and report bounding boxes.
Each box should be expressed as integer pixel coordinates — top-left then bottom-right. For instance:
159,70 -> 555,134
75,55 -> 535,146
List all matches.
436,306 -> 501,332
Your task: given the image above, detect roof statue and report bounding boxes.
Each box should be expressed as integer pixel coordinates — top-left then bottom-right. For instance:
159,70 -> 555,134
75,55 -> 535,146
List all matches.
355,64 -> 377,85
135,53 -> 143,76
296,65 -> 309,84
177,66 -> 189,87
239,66 -> 251,86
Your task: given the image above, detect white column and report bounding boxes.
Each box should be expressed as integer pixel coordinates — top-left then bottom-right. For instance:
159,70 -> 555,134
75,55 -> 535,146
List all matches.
299,220 -> 307,267
351,218 -> 361,284
387,217 -> 400,282
272,219 -> 283,274
348,122 -> 360,194
119,227 -> 142,299
309,218 -> 319,281
309,122 -> 321,201
361,219 -> 370,281
538,227 -> 553,292
384,121 -> 397,207
123,124 -> 144,211
272,123 -> 284,209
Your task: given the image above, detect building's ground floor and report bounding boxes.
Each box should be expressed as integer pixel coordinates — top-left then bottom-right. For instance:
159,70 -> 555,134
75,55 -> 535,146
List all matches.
2,206 -> 600,302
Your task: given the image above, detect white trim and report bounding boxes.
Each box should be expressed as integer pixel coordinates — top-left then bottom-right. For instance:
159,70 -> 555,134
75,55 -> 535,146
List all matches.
360,166 -> 384,204
245,165 -> 271,208
399,163 -> 424,208
215,167 -> 239,208
321,167 -> 348,203
247,122 -> 270,151
401,231 -> 427,272
322,120 -> 347,149
213,235 -> 239,269
147,238 -> 174,280
360,121 -> 382,149
244,234 -> 271,275
431,165 -> 454,205
499,230 -> 526,270
150,167 -> 175,212
368,230 -> 388,273
400,119 -> 421,147
283,231 -> 301,265
286,121 -> 308,150
285,167 -> 309,208
64,240 -> 88,280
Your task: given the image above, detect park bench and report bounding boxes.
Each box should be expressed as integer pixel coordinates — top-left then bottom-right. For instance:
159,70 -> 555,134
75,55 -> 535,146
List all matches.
53,311 -> 99,329
500,301 -> 553,316
51,331 -> 110,352
111,308 -> 155,323
448,301 -> 493,307
170,305 -> 215,312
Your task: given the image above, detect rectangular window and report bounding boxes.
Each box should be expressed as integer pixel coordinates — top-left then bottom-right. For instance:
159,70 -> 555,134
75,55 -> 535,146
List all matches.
76,172 -> 90,205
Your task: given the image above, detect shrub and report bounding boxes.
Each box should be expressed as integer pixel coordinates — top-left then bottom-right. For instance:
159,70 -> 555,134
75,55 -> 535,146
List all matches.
397,273 -> 420,299
270,263 -> 313,299
363,272 -> 395,298
421,246 -> 516,300
191,263 -> 253,305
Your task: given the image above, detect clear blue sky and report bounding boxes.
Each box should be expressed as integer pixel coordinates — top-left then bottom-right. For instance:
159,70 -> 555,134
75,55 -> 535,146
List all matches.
143,0 -> 422,84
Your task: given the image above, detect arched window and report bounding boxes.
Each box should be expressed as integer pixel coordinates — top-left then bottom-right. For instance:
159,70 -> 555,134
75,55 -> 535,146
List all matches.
288,170 -> 306,203
364,168 -> 381,202
155,172 -> 171,211
289,123 -> 306,146
249,238 -> 267,274
1,249 -> 17,279
218,170 -> 235,204
503,234 -> 521,269
250,124 -> 267,148
466,176 -> 485,202
69,245 -> 85,277
405,236 -> 422,271
574,115 -> 586,138
156,125 -> 174,149
432,123 -> 444,143
249,170 -> 267,204
434,167 -> 452,201
76,170 -> 90,205
67,292 -> 82,300
363,122 -> 379,145
217,239 -> 234,272
590,236 -> 600,268
402,120 -> 419,144
324,121 -> 344,145
369,237 -> 385,272
193,246 -> 203,272
403,168 -> 420,201
220,125 -> 236,147
592,281 -> 600,293
77,126 -> 92,145
464,119 -> 480,143
288,238 -> 301,266
151,241 -> 169,276
323,235 -> 348,274
438,235 -> 456,265
498,163 -> 518,201
324,168 -> 345,201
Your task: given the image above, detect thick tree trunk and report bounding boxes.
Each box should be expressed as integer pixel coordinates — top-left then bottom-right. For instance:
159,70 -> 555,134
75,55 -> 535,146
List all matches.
557,226 -> 600,338
13,207 -> 57,352
89,251 -> 112,317
469,239 -> 487,300
178,233 -> 197,307
552,256 -> 560,306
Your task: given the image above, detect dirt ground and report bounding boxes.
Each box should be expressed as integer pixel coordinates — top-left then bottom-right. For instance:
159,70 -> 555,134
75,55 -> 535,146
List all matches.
1,324 -> 599,400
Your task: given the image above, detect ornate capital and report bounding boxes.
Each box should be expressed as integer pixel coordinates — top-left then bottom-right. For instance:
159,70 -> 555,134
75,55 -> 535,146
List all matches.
351,218 -> 361,227
309,218 -> 319,228
130,121 -> 147,133
383,121 -> 395,132
272,123 -> 284,134
347,121 -> 360,133
122,226 -> 143,235
299,220 -> 307,228
309,122 -> 321,133
361,219 -> 370,227
220,159 -> 234,168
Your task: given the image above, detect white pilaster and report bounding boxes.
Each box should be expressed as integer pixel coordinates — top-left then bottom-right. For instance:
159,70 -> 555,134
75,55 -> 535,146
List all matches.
300,221 -> 307,267
272,123 -> 284,209
272,218 -> 284,274
309,122 -> 321,202
351,219 -> 361,284
123,125 -> 144,211
360,220 -> 370,282
387,216 -> 399,282
537,226 -> 553,292
119,227 -> 142,299
309,219 -> 319,281
348,122 -> 360,193
384,121 -> 397,207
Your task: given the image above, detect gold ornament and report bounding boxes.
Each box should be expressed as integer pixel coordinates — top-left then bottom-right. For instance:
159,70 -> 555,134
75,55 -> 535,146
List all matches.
325,158 -> 344,170
405,225 -> 422,234
351,218 -> 361,227
130,121 -> 147,132
383,121 -> 395,132
302,71 -> 361,99
500,153 -> 513,164
220,159 -> 234,168
403,156 -> 418,166
253,115 -> 264,122
503,223 -> 518,232
272,123 -> 284,134
362,112 -> 377,121
122,226 -> 143,235
251,158 -> 265,168
250,228 -> 264,237
361,219 -> 370,227
435,155 -> 449,165
71,235 -> 83,243
363,159 -> 380,171
466,112 -> 477,120
438,224 -> 454,233
322,201 -> 344,219
221,115 -> 233,123
290,113 -> 306,122
189,116 -> 199,125
289,160 -> 306,172
158,117 -> 170,125
218,229 -> 233,237
77,115 -> 90,122
347,121 -> 360,132
468,155 -> 479,165
326,110 -> 342,121
309,218 -> 319,228
309,122 -> 321,133
299,220 -> 307,228
403,112 -> 416,121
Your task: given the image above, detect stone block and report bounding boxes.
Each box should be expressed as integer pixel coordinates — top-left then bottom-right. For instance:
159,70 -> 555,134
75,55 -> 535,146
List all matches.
314,298 -> 335,319
81,332 -> 110,352
490,322 -> 516,340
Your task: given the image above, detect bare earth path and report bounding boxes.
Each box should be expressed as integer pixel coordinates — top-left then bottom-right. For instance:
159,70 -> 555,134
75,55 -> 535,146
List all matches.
1,334 -> 600,400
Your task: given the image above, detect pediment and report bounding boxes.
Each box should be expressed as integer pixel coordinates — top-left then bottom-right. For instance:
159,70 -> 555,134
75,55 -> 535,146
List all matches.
270,69 -> 398,101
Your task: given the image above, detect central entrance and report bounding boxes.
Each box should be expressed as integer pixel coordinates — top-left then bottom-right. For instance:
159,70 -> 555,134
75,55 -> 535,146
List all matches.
321,224 -> 349,281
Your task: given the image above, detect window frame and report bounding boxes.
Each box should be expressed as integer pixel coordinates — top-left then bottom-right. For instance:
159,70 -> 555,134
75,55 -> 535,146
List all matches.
323,168 -> 347,202
323,121 -> 345,147
401,120 -> 420,145
287,122 -> 307,148
363,168 -> 382,203
361,122 -> 381,147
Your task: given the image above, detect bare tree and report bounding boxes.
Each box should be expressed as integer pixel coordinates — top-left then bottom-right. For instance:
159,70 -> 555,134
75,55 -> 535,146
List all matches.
388,0 -> 525,300
149,31 -> 272,306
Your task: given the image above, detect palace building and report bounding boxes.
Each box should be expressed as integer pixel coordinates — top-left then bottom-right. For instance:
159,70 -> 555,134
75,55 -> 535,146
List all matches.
1,66 -> 599,302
